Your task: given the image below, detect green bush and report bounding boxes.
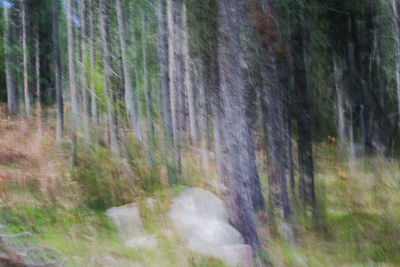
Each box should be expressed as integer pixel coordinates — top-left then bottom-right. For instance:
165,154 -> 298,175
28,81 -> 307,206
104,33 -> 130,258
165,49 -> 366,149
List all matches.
71,145 -> 133,211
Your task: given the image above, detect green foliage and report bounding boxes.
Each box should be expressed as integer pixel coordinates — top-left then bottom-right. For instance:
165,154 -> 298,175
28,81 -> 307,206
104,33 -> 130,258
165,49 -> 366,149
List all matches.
71,144 -> 133,211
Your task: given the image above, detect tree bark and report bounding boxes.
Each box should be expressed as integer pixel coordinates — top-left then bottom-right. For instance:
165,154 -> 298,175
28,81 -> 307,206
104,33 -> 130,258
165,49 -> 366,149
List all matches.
116,0 -> 139,140
20,0 -> 30,115
88,0 -> 98,128
182,3 -> 198,145
35,25 -> 42,132
350,14 -> 368,153
142,12 -> 155,149
79,0 -> 90,136
290,0 -> 315,208
215,0 -> 260,253
167,0 -> 183,173
3,4 -> 17,115
99,0 -> 120,156
392,0 -> 400,122
156,0 -> 177,182
52,0 -> 64,140
66,0 -> 79,126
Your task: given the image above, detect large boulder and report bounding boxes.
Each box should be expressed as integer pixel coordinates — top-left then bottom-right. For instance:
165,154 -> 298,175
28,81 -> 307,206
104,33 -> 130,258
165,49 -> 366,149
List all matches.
169,187 -> 253,267
106,203 -> 157,249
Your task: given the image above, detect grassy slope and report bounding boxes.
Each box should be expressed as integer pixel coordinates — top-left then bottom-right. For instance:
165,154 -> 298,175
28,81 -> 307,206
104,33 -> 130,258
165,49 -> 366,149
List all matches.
0,110 -> 399,266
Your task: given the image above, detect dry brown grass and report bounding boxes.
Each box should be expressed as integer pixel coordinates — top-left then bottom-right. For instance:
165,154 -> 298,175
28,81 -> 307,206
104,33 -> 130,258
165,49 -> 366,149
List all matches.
0,106 -> 69,194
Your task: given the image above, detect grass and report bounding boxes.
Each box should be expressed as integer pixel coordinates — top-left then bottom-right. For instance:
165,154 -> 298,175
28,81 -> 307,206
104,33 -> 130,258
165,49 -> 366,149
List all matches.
1,112 -> 400,266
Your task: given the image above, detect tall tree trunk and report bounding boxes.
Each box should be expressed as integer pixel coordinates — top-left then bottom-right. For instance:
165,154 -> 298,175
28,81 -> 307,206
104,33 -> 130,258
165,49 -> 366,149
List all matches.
334,58 -> 346,142
52,0 -> 64,140
142,12 -> 154,152
88,0 -> 98,128
182,3 -> 198,145
250,0 -> 288,215
350,14 -> 368,153
291,0 -> 315,208
4,4 -> 17,115
79,0 -> 89,137
116,0 -> 139,139
21,0 -> 30,115
35,26 -> 42,132
392,0 -> 400,121
167,0 -> 183,173
99,0 -> 120,156
66,0 -> 79,166
156,0 -> 176,183
197,62 -> 210,168
66,0 -> 79,126
215,0 -> 261,253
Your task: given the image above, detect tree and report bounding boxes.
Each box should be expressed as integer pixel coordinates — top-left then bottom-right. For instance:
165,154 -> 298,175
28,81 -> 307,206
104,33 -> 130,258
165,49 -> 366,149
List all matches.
52,0 -> 64,140
99,0 -> 120,156
215,0 -> 262,253
290,0 -> 315,208
116,0 -> 139,139
20,0 -> 30,115
3,1 -> 17,115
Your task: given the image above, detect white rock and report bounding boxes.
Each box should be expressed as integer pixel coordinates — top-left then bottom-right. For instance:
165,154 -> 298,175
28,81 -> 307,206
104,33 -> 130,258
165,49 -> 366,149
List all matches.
106,203 -> 157,249
169,187 -> 251,267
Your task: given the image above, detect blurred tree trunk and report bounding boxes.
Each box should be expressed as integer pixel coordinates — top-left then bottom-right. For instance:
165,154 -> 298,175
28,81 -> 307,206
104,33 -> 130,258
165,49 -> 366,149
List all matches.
290,0 -> 315,208
167,0 -> 183,174
20,0 -> 30,115
350,14 -> 368,153
35,25 -> 42,132
156,0 -> 176,183
88,0 -> 98,128
392,0 -> 400,121
116,0 -> 139,140
79,0 -> 89,137
52,0 -> 64,140
66,0 -> 79,166
250,0 -> 288,216
215,0 -> 260,253
142,11 -> 154,161
4,4 -> 17,115
99,0 -> 120,156
183,3 -> 198,145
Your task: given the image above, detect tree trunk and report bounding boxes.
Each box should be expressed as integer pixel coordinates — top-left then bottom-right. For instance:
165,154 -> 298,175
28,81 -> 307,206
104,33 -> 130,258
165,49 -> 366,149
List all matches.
79,0 -> 89,137
156,0 -> 176,183
35,26 -> 42,132
88,0 -> 98,128
350,14 -> 368,153
3,4 -> 17,115
116,0 -> 139,139
182,3 -> 198,145
167,0 -> 183,173
142,12 -> 154,153
21,0 -> 30,115
392,0 -> 400,121
52,0 -> 64,140
66,0 -> 79,126
215,0 -> 260,253
99,0 -> 120,156
291,0 -> 315,208
334,58 -> 346,142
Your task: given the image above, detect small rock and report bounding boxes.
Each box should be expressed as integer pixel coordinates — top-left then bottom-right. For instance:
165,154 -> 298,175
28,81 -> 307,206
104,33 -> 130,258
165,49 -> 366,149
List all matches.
106,203 -> 158,249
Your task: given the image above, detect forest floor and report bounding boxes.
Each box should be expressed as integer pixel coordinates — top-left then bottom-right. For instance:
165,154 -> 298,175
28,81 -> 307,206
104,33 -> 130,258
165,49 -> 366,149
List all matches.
0,108 -> 400,266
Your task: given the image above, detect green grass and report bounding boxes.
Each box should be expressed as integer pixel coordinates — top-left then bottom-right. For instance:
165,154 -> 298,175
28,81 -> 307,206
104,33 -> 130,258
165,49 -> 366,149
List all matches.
1,139 -> 400,266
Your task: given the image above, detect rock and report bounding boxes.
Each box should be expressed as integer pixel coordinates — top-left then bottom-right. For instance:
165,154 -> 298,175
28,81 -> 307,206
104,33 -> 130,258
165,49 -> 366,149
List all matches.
90,255 -> 142,267
106,203 -> 157,249
280,222 -> 294,245
169,187 -> 252,267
